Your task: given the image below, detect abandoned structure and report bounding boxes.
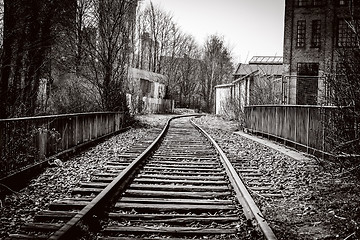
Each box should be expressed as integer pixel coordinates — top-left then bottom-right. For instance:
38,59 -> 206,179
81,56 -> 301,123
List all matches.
215,56 -> 283,116
283,0 -> 360,105
127,68 -> 173,114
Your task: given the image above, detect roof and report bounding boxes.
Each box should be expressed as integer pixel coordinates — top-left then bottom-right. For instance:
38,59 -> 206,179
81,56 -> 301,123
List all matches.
249,56 -> 283,65
234,63 -> 284,77
215,83 -> 234,88
129,67 -> 168,84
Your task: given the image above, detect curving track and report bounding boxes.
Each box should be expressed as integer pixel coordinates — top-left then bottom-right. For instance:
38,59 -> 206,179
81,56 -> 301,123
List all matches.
7,116 -> 276,240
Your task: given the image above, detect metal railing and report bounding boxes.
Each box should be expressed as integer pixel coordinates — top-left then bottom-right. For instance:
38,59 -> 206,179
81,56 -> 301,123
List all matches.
244,105 -> 358,158
0,112 -> 126,178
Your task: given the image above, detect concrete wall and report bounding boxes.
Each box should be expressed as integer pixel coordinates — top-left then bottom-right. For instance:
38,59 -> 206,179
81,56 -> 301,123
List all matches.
215,74 -> 253,117
215,84 -> 233,115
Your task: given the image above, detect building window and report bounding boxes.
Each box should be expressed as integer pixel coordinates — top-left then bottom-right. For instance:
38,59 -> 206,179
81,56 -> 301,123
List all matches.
311,20 -> 321,48
337,19 -> 360,47
296,20 -> 306,48
313,0 -> 324,5
338,0 -> 360,6
297,62 -> 319,105
339,0 -> 347,5
297,62 -> 319,76
295,0 -> 324,6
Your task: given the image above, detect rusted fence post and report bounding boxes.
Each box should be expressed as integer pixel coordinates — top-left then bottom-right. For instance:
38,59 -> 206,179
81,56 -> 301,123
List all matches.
306,107 -> 310,154
38,129 -> 47,160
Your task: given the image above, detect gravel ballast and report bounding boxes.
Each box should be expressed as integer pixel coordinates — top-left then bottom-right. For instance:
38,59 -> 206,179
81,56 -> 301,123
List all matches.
193,115 -> 360,240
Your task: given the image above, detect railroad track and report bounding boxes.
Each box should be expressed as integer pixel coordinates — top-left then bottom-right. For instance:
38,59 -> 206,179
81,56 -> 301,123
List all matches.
7,116 -> 277,240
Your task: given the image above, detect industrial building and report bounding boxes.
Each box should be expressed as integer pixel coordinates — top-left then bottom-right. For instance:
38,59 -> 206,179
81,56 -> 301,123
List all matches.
283,0 -> 360,105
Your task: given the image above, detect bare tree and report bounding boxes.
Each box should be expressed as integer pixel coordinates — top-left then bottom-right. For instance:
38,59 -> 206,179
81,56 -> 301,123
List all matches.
313,3 -> 359,157
134,2 -> 202,108
249,75 -> 282,105
50,0 -> 138,113
135,1 -> 174,73
0,0 -> 65,118
176,35 -> 202,108
135,5 -> 234,112
200,35 -> 234,112
0,0 -> 138,117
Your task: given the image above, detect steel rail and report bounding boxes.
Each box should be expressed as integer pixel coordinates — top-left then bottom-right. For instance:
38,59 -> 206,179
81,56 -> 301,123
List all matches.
48,114 -> 203,240
190,119 -> 278,240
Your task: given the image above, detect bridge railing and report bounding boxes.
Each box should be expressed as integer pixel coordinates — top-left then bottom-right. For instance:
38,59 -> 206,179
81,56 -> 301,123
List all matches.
244,105 -> 358,158
0,112 -> 126,178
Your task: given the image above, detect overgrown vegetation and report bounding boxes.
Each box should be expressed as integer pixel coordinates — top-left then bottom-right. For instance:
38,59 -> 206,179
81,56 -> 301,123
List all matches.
0,124 -> 61,178
325,26 -> 360,158
0,0 -> 135,118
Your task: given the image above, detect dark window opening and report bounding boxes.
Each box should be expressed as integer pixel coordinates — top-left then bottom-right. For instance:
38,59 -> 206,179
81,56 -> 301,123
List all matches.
296,63 -> 319,105
140,79 -> 152,97
337,19 -> 360,47
295,0 -> 324,7
339,0 -> 347,5
311,20 -> 321,48
296,20 -> 306,48
338,0 -> 360,6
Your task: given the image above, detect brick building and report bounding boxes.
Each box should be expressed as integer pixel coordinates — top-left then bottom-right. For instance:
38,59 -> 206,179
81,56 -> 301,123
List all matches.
283,0 -> 360,105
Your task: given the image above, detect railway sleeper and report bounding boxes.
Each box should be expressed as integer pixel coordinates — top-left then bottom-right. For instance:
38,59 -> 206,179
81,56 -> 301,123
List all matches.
136,174 -> 225,181
21,222 -> 62,232
108,213 -> 240,224
49,200 -> 92,211
113,202 -> 236,213
147,160 -> 218,165
118,197 -> 233,205
34,210 -> 77,222
151,155 -> 216,160
143,166 -> 222,172
124,189 -> 231,199
102,226 -> 237,236
6,233 -> 49,240
128,184 -> 229,192
140,170 -> 224,176
133,178 -> 227,185
145,163 -> 219,169
98,237 -> 207,240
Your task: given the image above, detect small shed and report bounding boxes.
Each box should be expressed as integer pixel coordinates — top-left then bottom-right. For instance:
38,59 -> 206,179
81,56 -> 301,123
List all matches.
127,68 -> 173,114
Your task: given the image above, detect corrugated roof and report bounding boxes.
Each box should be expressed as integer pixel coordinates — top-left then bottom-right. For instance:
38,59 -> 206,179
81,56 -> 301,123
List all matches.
234,63 -> 284,77
249,56 -> 283,65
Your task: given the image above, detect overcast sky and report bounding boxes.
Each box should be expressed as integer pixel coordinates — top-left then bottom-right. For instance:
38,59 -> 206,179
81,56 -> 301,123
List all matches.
140,0 -> 285,63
